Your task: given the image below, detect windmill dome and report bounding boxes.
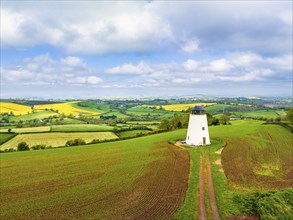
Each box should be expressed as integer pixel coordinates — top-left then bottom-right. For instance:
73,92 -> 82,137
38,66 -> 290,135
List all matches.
191,105 -> 206,114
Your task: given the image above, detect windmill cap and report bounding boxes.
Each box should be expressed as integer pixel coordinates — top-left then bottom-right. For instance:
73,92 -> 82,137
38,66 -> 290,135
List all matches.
191,105 -> 205,111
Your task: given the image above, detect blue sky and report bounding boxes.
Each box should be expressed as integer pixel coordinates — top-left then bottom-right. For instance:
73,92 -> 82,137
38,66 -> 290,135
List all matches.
1,1 -> 292,99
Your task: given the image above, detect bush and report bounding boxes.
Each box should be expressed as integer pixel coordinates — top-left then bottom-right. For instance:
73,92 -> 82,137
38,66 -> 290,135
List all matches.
31,144 -> 46,150
65,138 -> 86,146
4,148 -> 15,152
91,139 -> 101,144
65,140 -> 75,147
17,142 -> 29,151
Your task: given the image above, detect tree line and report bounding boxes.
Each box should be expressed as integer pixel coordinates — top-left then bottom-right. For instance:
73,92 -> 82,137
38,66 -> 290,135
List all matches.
159,112 -> 230,131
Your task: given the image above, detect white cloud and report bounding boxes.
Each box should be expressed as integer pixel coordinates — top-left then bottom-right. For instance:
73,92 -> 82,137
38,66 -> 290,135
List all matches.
216,69 -> 273,82
183,59 -> 200,71
2,1 -> 290,55
88,76 -> 103,84
1,3 -> 174,54
66,76 -> 102,85
101,52 -> 288,89
229,52 -> 262,67
105,61 -> 153,74
61,56 -> 85,67
172,78 -> 186,83
1,54 -> 102,85
180,39 -> 200,53
206,59 -> 233,72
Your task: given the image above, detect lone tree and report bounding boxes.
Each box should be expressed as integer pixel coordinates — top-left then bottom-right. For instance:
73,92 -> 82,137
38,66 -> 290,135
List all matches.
286,108 -> 293,123
17,142 -> 29,151
219,115 -> 230,125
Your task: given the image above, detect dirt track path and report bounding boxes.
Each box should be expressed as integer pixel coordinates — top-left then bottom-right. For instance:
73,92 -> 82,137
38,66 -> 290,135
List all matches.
199,153 -> 207,220
199,152 -> 220,220
206,154 -> 220,220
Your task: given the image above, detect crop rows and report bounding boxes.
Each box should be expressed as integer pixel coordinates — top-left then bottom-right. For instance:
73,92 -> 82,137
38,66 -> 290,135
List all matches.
221,124 -> 292,189
0,130 -> 189,219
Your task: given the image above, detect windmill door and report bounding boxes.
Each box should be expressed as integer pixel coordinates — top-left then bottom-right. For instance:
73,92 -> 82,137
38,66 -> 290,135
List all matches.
203,137 -> 206,145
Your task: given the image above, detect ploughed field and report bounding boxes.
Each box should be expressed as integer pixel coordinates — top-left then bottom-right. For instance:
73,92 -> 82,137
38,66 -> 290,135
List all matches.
0,130 -> 189,219
221,124 -> 292,189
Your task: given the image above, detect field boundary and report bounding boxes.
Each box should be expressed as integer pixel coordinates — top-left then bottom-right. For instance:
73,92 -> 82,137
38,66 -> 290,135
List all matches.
0,133 -> 18,145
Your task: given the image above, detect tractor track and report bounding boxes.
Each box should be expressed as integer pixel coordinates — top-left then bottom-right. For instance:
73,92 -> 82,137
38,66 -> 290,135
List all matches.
199,152 -> 220,220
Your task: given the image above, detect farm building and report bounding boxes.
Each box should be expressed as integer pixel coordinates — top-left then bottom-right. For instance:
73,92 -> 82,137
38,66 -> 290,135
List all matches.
186,105 -> 210,146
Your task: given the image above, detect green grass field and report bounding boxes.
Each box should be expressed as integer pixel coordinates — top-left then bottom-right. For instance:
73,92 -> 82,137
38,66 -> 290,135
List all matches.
100,110 -> 129,118
126,107 -> 176,117
51,124 -> 114,132
61,117 -> 85,124
0,133 -> 17,145
118,130 -> 152,138
231,110 -> 283,119
126,121 -> 160,125
8,110 -> 59,122
0,132 -> 118,150
0,126 -> 51,134
0,130 -> 189,219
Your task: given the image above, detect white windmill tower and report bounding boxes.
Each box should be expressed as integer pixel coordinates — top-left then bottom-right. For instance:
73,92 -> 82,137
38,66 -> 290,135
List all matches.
186,105 -> 210,146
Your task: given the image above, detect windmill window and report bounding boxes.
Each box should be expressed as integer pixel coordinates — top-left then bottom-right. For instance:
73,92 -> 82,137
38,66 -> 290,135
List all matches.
202,127 -> 205,131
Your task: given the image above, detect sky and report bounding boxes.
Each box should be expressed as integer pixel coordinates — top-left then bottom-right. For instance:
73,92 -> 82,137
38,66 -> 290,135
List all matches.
1,1 -> 292,99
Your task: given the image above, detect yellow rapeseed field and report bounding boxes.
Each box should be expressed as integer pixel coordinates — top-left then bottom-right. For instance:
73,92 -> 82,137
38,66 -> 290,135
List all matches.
0,102 -> 32,115
158,103 -> 216,111
34,101 -> 99,116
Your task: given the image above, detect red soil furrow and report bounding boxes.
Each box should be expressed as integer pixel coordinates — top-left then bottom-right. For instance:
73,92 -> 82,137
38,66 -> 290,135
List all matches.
206,154 -> 221,220
199,153 -> 207,220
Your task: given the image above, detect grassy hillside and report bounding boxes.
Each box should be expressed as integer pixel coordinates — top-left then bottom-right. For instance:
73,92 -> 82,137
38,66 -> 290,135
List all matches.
118,130 -> 151,138
231,109 -> 285,119
0,130 -> 189,219
0,132 -> 118,150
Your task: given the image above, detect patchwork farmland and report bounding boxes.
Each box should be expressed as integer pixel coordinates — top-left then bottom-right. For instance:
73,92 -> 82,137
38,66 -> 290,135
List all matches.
0,99 -> 292,219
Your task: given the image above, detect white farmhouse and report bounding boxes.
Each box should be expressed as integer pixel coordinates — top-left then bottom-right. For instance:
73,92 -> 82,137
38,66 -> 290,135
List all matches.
186,105 -> 210,146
